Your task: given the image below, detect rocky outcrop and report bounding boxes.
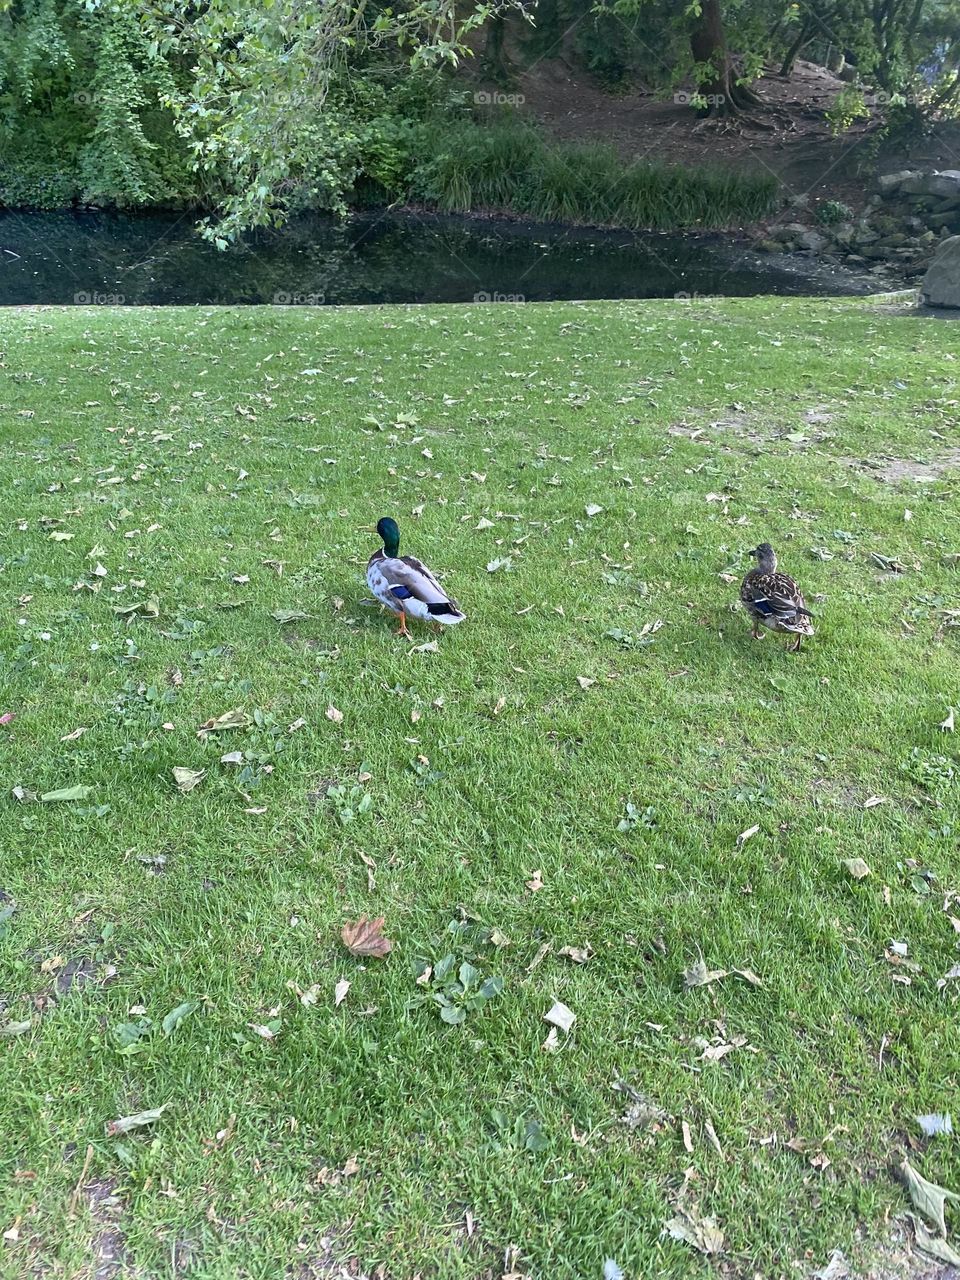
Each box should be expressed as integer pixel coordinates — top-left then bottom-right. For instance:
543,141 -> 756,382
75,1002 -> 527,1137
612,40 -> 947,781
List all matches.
920,235 -> 960,308
754,169 -> 960,279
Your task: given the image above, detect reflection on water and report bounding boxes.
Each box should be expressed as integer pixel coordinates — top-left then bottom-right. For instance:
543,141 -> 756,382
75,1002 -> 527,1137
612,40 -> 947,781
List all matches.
0,208 -> 877,306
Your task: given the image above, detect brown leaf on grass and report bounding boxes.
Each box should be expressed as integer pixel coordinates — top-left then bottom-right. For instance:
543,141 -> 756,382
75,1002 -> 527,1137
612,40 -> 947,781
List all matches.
664,1207 -> 724,1255
526,943 -> 552,973
105,1104 -> 168,1136
558,944 -> 593,964
899,1158 -> 960,1236
340,915 -> 393,959
326,705 -> 344,724
60,727 -> 88,742
198,708 -> 250,737
525,869 -> 544,893
334,978 -> 350,1007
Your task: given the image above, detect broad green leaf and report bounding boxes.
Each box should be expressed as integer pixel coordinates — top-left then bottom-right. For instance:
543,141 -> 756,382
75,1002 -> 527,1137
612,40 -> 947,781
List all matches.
113,1020 -> 152,1052
0,904 -> 15,936
439,1004 -> 466,1025
458,961 -> 479,991
479,976 -> 504,1000
105,1104 -> 169,1136
900,1158 -> 960,1236
162,1001 -> 198,1036
41,785 -> 93,803
113,597 -> 160,618
1,1020 -> 32,1038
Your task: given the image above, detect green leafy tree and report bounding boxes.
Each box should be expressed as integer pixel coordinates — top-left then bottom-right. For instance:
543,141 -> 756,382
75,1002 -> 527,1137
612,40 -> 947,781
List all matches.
137,0 -> 525,241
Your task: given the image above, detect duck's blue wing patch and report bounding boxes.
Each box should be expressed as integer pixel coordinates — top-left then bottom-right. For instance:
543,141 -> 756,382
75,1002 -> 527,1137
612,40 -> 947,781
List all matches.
389,584 -> 414,600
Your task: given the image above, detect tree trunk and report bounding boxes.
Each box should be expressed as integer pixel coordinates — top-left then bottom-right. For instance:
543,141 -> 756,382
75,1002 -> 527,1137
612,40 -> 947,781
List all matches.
482,13 -> 511,84
779,24 -> 811,78
689,0 -> 763,115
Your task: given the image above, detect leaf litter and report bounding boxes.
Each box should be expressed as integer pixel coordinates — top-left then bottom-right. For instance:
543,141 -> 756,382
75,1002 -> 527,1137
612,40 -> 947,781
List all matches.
340,915 -> 393,958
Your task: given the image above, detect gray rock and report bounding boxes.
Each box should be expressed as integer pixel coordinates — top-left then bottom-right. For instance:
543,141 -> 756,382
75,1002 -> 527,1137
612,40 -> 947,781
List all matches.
924,171 -> 960,198
921,234 -> 960,308
927,210 -> 960,229
755,239 -> 781,254
878,170 -> 917,195
930,195 -> 960,214
900,174 -> 931,195
797,229 -> 827,251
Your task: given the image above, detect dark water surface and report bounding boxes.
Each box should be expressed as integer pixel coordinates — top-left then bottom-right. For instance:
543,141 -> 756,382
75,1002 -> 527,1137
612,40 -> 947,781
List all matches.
0,209 -> 880,306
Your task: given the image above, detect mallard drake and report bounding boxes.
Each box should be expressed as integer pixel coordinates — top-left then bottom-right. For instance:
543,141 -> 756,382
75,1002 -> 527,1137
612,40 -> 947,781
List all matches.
740,542 -> 815,652
367,517 -> 466,638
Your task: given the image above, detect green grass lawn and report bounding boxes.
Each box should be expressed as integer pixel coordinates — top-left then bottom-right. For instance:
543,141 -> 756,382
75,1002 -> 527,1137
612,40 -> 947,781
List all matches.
1,295 -> 960,1280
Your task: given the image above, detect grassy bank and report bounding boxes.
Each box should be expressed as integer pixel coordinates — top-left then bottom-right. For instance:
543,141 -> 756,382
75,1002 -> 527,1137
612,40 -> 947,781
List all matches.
1,295 -> 959,1279
3,114 -> 778,233
408,119 -> 779,229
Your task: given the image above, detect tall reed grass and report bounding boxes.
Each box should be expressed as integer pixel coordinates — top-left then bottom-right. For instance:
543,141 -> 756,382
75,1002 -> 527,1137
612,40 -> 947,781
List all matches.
408,119 -> 779,229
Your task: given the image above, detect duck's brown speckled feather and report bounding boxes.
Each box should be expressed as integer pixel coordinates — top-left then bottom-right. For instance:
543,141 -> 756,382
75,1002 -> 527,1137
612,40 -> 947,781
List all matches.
740,568 -> 814,635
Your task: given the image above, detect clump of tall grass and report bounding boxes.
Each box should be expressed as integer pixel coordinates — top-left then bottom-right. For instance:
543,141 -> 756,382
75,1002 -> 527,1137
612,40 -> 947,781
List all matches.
408,118 -> 778,229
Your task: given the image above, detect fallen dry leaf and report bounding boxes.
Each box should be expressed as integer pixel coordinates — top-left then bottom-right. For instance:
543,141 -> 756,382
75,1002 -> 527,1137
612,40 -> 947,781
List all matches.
172,767 -> 205,794
558,944 -> 593,964
526,943 -> 552,973
105,1104 -> 169,1136
340,915 -> 393,959
60,727 -> 88,742
334,978 -> 351,1007
326,705 -> 344,725
576,676 -> 596,690
940,708 -> 955,733
664,1207 -> 724,1256
731,967 -> 763,987
198,708 -> 250,736
683,958 -> 728,989
736,823 -> 760,848
544,1001 -> 576,1033
843,857 -> 871,880
911,1215 -> 960,1265
525,869 -> 544,893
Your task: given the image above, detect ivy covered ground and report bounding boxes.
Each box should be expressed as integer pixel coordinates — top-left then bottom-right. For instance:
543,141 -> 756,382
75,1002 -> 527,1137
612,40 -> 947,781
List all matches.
1,297 -> 959,1279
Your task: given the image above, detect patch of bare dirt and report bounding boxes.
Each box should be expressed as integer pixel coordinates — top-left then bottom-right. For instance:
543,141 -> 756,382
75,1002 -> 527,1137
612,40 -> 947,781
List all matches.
849,451 -> 960,483
470,54 -> 960,215
80,1178 -> 127,1280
